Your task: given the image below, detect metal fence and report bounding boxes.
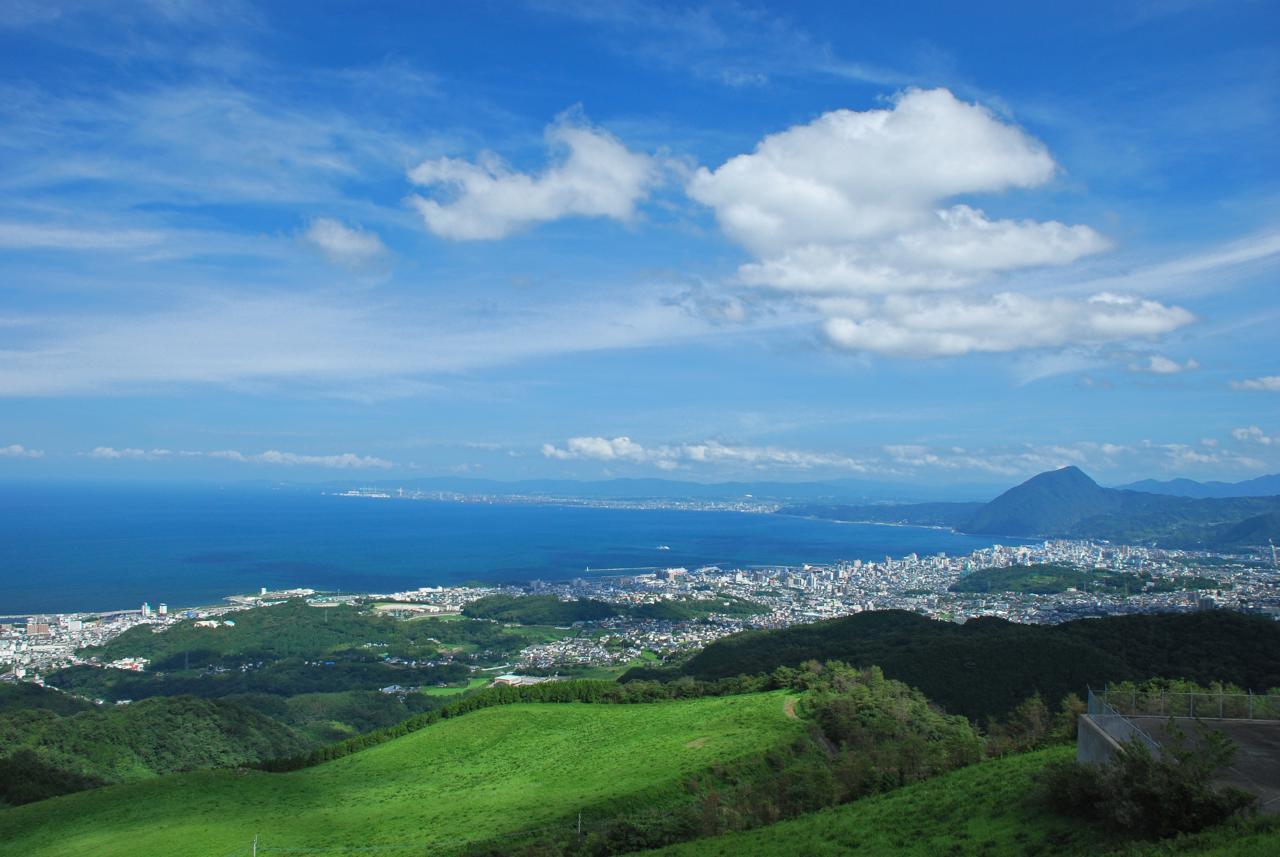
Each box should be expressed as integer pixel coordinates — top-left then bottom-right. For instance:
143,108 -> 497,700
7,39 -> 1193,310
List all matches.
1096,686 -> 1280,721
1087,687 -> 1161,753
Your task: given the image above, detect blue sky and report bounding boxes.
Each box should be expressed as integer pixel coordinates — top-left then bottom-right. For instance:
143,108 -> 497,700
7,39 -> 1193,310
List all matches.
1,0 -> 1277,486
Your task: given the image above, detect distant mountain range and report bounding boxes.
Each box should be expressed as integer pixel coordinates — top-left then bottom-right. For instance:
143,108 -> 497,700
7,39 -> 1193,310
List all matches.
316,470 -> 1280,506
783,466 -> 1280,549
1116,473 -> 1280,498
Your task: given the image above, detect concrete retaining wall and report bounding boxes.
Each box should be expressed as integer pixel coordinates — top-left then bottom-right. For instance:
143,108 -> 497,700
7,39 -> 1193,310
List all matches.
1077,714 -> 1123,765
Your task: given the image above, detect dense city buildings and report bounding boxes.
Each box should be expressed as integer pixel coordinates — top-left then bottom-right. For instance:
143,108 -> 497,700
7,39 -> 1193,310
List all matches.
3,540 -> 1276,684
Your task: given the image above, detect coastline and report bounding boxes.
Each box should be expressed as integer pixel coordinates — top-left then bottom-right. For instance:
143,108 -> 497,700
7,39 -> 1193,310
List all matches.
1,486 -> 1012,616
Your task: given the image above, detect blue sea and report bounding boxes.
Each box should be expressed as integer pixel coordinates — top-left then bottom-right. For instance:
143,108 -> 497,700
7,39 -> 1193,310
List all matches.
1,482 -> 1016,615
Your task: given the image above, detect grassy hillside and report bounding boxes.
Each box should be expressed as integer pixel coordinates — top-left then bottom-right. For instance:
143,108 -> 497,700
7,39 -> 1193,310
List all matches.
650,746 -> 1101,856
4,600 -> 563,802
0,692 -> 801,857
647,745 -> 1280,856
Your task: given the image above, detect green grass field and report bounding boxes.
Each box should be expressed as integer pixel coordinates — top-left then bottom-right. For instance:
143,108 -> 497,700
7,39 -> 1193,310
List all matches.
0,692 -> 800,857
648,745 -> 1280,857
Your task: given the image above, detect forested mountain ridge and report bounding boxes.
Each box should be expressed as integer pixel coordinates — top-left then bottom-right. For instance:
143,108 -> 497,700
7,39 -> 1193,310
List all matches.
1118,473 -> 1280,499
624,609 -> 1280,720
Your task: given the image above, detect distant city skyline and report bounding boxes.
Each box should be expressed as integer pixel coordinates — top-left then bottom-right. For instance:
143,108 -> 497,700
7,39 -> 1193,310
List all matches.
1,1 -> 1277,484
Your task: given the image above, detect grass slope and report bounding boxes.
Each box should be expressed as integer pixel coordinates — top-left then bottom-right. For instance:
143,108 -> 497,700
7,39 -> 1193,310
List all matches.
0,692 -> 800,857
649,746 -> 1101,856
646,745 -> 1280,857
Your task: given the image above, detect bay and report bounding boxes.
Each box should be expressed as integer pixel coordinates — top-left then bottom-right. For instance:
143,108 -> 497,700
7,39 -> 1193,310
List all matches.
0,482 -> 1016,615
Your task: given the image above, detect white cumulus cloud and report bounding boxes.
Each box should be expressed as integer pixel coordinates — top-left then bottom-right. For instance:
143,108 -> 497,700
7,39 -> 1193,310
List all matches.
686,87 -> 1198,360
822,292 -> 1193,358
1130,354 -> 1199,374
206,449 -> 393,469
541,436 -> 869,472
1231,376 -> 1280,392
1231,426 -> 1275,446
303,218 -> 388,269
87,446 -> 170,460
408,115 -> 657,240
0,443 -> 43,458
540,436 -> 649,462
688,88 -> 1108,288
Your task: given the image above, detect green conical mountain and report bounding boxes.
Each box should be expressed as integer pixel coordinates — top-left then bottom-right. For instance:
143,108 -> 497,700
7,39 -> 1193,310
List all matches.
959,466 -> 1280,544
963,466 -> 1125,535
785,466 -> 1280,546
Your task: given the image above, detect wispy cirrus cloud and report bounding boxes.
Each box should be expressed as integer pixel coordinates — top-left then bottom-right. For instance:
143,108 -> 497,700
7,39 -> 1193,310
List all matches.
85,446 -> 393,469
531,0 -> 905,89
0,222 -> 165,251
0,291 -> 717,397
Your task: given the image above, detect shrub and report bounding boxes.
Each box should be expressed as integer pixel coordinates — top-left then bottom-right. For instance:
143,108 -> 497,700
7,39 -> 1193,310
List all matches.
1042,719 -> 1255,838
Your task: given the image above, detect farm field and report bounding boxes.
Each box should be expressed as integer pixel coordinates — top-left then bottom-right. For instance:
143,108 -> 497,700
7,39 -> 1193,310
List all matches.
0,692 -> 801,857
418,676 -> 491,695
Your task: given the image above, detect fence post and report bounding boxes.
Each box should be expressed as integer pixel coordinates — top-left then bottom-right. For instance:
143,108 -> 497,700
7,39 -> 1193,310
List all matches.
1219,690 -> 1224,719
1249,691 -> 1254,720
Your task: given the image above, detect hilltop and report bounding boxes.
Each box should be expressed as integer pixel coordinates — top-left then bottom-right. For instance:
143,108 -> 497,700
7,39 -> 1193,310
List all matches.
963,467 -> 1280,545
962,466 -> 1128,535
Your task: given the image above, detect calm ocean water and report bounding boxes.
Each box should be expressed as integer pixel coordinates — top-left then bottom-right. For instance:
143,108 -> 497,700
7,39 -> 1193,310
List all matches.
1,482 -> 1016,615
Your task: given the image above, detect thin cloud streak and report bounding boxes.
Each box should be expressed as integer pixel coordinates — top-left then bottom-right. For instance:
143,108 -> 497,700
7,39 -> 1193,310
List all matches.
86,446 -> 393,469
0,291 -> 728,397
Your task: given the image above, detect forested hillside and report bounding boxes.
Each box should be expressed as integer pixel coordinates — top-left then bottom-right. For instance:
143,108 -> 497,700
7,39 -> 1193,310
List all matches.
0,695 -> 311,805
630,609 -> 1280,720
0,600 -> 561,804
